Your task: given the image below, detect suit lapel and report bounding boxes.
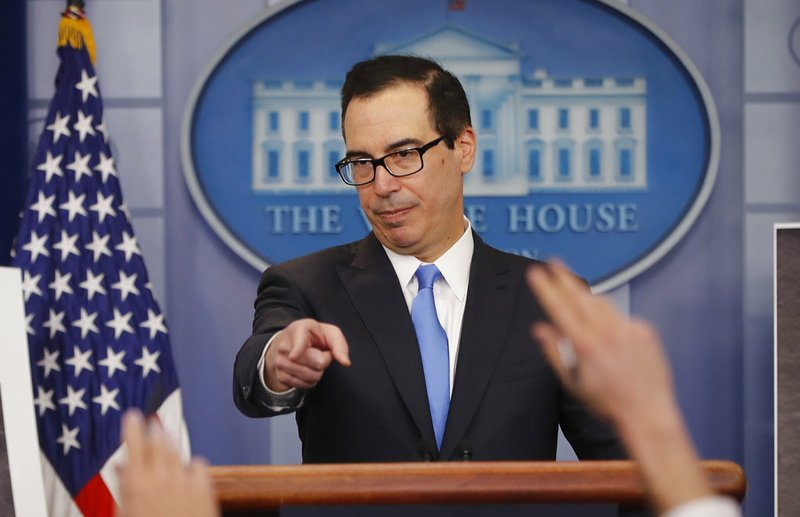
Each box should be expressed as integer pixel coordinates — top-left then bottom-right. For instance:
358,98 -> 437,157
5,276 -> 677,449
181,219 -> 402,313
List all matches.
440,236 -> 518,459
335,234 -> 436,448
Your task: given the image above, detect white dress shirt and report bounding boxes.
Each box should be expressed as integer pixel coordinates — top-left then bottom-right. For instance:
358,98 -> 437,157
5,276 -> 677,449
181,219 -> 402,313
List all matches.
258,220 -> 474,405
661,495 -> 741,517
382,220 -> 473,395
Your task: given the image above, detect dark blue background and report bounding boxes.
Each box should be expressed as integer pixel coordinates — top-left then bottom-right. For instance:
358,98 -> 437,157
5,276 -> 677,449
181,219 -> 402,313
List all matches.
0,2 -> 28,266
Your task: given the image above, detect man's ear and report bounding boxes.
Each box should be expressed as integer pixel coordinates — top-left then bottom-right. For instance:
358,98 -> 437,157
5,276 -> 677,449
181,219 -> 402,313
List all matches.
456,126 -> 477,175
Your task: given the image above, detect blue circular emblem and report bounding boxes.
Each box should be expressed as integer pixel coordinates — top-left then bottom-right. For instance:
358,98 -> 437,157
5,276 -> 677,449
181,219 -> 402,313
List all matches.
182,0 -> 719,292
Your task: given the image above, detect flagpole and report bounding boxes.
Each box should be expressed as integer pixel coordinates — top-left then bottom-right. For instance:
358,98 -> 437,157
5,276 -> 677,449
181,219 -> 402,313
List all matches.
65,0 -> 86,14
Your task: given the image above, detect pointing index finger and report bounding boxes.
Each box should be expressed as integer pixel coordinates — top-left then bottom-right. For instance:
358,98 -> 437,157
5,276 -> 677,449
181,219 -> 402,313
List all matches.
319,323 -> 351,367
287,320 -> 350,367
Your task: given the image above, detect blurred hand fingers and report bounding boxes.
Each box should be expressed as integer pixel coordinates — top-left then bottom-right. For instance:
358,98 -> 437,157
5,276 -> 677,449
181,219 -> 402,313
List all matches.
527,264 -> 586,337
121,409 -> 147,466
145,419 -> 182,472
529,261 -> 625,346
532,322 -> 578,391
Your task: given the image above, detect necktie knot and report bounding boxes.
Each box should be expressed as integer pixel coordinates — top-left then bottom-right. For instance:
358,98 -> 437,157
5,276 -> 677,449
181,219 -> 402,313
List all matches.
415,264 -> 441,290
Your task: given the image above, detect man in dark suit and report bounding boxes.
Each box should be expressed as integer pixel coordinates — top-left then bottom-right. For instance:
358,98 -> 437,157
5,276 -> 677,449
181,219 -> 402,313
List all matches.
233,55 -> 623,463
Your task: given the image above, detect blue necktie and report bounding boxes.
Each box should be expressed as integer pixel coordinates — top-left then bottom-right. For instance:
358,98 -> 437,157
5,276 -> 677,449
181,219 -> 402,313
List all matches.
411,264 -> 450,451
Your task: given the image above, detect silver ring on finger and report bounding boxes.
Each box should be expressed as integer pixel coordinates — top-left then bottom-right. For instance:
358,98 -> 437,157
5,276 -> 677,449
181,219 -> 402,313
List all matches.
556,337 -> 579,380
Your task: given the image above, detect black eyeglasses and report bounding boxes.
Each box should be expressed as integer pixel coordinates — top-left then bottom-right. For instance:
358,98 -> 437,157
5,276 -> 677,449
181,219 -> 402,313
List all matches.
335,136 -> 446,186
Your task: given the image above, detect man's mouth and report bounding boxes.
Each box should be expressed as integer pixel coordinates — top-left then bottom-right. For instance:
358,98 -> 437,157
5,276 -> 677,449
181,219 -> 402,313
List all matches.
375,206 -> 412,224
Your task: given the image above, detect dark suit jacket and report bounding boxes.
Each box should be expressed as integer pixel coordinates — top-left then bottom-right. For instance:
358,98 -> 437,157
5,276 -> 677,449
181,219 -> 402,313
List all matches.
233,232 -> 624,463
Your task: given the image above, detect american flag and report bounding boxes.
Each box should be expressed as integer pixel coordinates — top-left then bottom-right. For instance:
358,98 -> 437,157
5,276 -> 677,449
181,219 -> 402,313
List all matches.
11,8 -> 188,516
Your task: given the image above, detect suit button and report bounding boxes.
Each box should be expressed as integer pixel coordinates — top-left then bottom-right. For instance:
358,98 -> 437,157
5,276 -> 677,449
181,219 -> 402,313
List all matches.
419,450 -> 436,461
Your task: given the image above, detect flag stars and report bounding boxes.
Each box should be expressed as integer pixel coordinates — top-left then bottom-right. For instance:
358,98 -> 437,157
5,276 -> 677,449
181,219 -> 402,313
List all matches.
75,69 -> 99,103
115,232 -> 142,263
36,348 -> 61,378
72,308 -> 99,339
22,231 -> 50,262
112,271 -> 140,301
21,270 -> 43,301
95,119 -> 109,143
118,203 -> 131,223
144,281 -> 157,297
65,346 -> 95,377
57,424 -> 81,455
59,191 -> 88,222
45,112 -> 71,143
36,151 -> 65,183
79,270 -> 107,300
58,385 -> 88,417
30,191 -> 57,223
140,309 -> 168,340
85,232 -> 112,263
66,150 -> 93,182
52,230 -> 81,261
94,152 -> 116,182
25,314 -> 35,336
42,309 -> 67,338
134,346 -> 161,377
89,192 -> 116,223
119,203 -> 131,221
48,270 -> 74,301
73,110 -> 96,142
33,386 -> 56,417
92,385 -> 120,416
21,37 -> 183,472
106,308 -> 134,339
98,346 -> 127,378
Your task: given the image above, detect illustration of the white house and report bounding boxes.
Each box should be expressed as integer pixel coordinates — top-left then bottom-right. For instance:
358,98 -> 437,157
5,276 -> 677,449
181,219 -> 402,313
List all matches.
251,25 -> 647,195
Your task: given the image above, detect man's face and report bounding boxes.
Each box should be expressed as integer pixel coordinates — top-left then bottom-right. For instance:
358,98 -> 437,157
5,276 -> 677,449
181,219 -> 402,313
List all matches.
343,83 -> 476,262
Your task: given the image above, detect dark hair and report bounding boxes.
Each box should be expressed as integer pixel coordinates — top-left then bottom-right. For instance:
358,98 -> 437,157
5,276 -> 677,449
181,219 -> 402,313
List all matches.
340,55 -> 472,148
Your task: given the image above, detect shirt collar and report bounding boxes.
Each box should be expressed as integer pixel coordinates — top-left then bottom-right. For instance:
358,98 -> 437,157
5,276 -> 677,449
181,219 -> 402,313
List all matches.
383,218 -> 474,302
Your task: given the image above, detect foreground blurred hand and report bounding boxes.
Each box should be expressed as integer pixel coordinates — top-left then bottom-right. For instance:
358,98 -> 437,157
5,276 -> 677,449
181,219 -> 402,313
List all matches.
527,262 -> 716,515
116,410 -> 220,517
526,261 -> 674,427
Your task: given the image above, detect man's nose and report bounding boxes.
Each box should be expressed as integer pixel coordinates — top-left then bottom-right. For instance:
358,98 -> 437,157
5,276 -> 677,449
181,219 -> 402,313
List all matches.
372,164 -> 400,195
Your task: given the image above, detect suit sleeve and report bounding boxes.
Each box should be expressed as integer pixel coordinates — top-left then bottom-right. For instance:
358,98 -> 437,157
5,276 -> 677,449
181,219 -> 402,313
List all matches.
558,387 -> 627,459
232,264 -> 311,417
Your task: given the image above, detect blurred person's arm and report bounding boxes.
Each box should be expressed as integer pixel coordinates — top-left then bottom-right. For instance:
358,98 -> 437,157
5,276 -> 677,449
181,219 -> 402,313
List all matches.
116,410 -> 220,517
527,262 -> 740,517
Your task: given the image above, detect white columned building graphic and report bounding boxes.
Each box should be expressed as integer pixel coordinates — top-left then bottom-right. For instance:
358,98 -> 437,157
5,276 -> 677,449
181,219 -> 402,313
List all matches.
251,26 -> 647,195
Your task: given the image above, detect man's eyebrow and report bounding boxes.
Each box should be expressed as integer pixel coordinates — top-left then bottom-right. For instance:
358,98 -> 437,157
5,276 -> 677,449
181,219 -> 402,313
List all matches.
344,138 -> 424,159
343,149 -> 371,160
385,137 -> 423,151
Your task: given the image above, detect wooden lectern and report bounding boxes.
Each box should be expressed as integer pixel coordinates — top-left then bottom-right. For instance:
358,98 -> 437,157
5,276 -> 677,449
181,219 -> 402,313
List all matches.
210,460 -> 745,516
